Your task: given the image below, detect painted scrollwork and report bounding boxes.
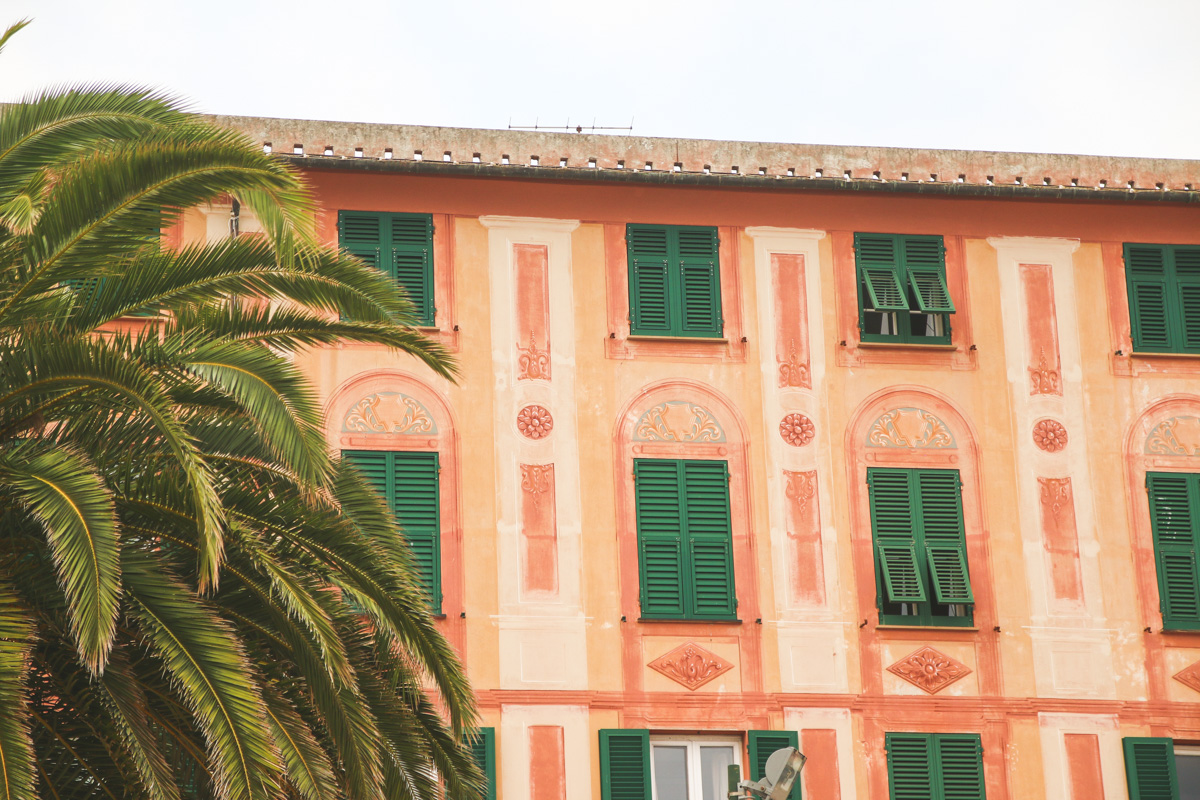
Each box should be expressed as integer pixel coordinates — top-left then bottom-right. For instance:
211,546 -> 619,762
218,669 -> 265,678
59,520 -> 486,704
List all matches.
887,646 -> 971,695
1028,347 -> 1061,395
634,401 -> 726,443
342,392 -> 436,434
1146,416 -> 1200,456
866,408 -> 955,449
778,338 -> 810,388
516,329 -> 551,381
648,642 -> 734,691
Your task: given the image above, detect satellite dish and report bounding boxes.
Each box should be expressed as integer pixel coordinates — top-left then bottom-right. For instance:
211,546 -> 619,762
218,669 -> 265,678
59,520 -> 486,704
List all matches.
737,747 -> 806,799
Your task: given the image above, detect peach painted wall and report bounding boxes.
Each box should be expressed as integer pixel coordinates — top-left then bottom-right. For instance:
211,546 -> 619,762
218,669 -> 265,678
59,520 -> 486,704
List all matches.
204,164 -> 1200,800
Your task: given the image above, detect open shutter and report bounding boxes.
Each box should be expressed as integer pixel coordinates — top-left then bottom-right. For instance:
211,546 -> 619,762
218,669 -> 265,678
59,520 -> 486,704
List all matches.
903,236 -> 954,313
391,214 -> 435,326
677,227 -> 722,337
1147,473 -> 1200,629
339,211 -> 384,272
599,730 -> 650,800
466,727 -> 496,800
869,470 -> 927,603
1123,737 -> 1178,800
855,234 -> 909,312
682,460 -> 736,619
934,735 -> 985,800
749,731 -> 801,800
918,470 -> 973,605
635,460 -> 686,618
886,734 -> 934,800
628,225 -> 672,335
1174,247 -> 1200,352
1126,244 -> 1174,352
392,452 -> 443,614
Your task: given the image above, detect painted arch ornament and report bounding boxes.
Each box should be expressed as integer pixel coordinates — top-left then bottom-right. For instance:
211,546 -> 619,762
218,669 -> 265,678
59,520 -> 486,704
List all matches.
341,392 -> 436,434
1146,416 -> 1200,456
866,407 -> 956,449
633,401 -> 726,443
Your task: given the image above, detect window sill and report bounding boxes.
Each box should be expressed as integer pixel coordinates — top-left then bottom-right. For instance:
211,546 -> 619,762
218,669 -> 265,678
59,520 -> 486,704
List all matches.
626,334 -> 728,344
855,341 -> 958,351
637,617 -> 742,625
875,624 -> 978,631
1130,350 -> 1200,360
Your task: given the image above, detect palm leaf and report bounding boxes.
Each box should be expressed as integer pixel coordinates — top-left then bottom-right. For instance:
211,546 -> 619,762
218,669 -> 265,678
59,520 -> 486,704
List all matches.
0,578 -> 35,800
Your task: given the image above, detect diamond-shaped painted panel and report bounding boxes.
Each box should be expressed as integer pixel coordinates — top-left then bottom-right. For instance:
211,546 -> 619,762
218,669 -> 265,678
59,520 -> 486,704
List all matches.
648,642 -> 734,690
886,646 -> 971,695
1174,660 -> 1200,695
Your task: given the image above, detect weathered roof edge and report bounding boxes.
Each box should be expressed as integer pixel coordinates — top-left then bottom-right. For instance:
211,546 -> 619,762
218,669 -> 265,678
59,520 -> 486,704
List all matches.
209,114 -> 1200,204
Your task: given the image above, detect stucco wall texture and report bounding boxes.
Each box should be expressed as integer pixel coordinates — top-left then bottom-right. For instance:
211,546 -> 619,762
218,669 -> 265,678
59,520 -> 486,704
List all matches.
189,119 -> 1200,799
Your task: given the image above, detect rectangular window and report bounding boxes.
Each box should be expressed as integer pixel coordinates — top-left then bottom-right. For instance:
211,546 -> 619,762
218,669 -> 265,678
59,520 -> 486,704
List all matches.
342,450 -> 442,613
1146,473 -> 1200,630
634,459 -> 737,621
466,727 -> 496,800
627,224 -> 723,338
868,468 -> 973,627
1123,737 -> 1184,800
1125,243 -> 1200,354
338,210 -> 436,326
886,733 -> 984,800
855,233 -> 953,344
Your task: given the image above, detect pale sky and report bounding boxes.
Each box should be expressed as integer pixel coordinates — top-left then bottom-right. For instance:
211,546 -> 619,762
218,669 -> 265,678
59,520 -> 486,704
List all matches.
3,0 -> 1198,159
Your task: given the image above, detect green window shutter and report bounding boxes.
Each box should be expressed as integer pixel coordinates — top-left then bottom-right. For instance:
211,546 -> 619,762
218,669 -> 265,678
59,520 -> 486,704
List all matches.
1176,248 -> 1200,351
903,236 -> 954,313
855,234 -> 909,312
339,211 -> 384,272
1147,473 -> 1200,629
869,470 -> 927,603
886,733 -> 934,800
466,727 -> 497,800
934,734 -> 985,800
682,460 -> 736,618
677,227 -> 722,337
916,471 -> 973,605
635,460 -> 686,617
599,730 -> 650,800
1123,737 -> 1179,800
1126,244 -> 1174,352
627,225 -> 672,335
342,450 -> 442,614
748,731 -> 801,800
391,214 -> 435,326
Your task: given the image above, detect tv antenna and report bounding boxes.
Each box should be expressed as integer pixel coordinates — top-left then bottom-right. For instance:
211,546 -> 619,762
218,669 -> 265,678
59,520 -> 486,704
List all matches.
730,748 -> 806,800
507,117 -> 633,134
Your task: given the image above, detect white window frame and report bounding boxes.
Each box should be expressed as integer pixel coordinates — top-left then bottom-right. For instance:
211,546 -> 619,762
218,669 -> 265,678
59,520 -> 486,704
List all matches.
649,735 -> 743,800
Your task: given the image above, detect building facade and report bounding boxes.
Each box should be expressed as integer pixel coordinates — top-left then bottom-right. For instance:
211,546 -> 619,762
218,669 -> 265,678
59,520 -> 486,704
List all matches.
187,118 -> 1200,799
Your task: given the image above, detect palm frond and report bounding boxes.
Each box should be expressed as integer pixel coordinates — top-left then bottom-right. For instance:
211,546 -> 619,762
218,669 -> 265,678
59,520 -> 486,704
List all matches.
0,578 -> 35,800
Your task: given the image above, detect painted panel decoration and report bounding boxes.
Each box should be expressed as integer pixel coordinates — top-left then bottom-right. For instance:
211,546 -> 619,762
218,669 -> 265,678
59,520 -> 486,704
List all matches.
1146,416 -> 1200,456
633,401 -> 726,443
887,646 -> 971,694
1037,477 -> 1085,604
1173,660 -> 1200,695
342,392 -> 437,434
517,405 -> 554,440
784,470 -> 826,607
1020,264 -> 1064,396
519,464 -> 559,596
1032,419 -> 1069,453
773,252 -> 812,389
779,413 -> 816,447
514,243 -> 551,382
865,408 -> 955,449
648,642 -> 734,690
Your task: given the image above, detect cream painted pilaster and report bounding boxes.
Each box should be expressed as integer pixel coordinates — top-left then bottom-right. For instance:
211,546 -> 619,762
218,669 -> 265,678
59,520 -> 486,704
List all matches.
783,707 -> 858,800
1037,713 -> 1125,800
499,705 -> 591,800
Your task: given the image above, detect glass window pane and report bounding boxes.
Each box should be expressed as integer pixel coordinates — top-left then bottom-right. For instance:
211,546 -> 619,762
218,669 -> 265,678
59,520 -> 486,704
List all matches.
699,746 -> 736,800
1177,752 -> 1200,799
653,746 -> 689,800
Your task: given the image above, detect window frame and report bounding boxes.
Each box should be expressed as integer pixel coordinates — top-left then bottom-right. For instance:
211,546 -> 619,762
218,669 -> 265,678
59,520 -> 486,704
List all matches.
1146,471 -> 1200,631
854,233 -> 953,346
649,735 -> 743,800
868,467 -> 974,628
1124,243 -> 1200,355
338,210 -> 436,327
885,732 -> 985,800
626,223 -> 724,339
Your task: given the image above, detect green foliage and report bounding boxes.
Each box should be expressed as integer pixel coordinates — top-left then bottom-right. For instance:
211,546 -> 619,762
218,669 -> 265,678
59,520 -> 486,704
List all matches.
0,20 -> 481,800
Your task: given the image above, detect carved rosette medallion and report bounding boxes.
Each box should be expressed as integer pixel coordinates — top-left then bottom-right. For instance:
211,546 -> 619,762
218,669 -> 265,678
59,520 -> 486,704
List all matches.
779,413 -> 815,447
887,646 -> 971,695
1174,660 -> 1200,695
1028,346 -> 1062,396
517,405 -> 554,440
1033,419 -> 1068,453
516,330 -> 551,381
633,402 -> 725,443
342,392 -> 436,434
648,642 -> 734,691
866,408 -> 955,449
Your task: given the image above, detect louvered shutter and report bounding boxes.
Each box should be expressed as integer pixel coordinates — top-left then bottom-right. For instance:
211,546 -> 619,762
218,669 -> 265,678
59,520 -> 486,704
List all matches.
869,470 -> 927,603
903,236 -> 954,313
391,214 -> 435,326
918,470 -> 973,605
683,460 -> 736,619
855,234 -> 909,312
1147,473 -> 1200,629
934,735 -> 985,800
635,460 -> 686,618
599,730 -> 650,800
1175,247 -> 1200,352
1123,737 -> 1179,800
392,452 -> 442,614
466,727 -> 496,800
339,211 -> 384,273
748,731 -> 801,800
1126,244 -> 1174,352
886,734 -> 935,800
627,225 -> 672,335
677,227 -> 722,337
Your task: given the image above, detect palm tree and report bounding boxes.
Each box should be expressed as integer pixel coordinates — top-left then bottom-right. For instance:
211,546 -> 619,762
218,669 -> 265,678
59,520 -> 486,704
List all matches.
0,20 -> 483,800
